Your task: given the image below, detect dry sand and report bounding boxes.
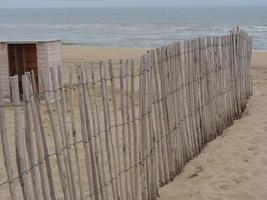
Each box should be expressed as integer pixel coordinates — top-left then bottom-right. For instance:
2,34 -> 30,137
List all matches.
63,46 -> 149,62
158,51 -> 267,200
63,47 -> 267,200
0,46 -> 149,199
0,46 -> 266,199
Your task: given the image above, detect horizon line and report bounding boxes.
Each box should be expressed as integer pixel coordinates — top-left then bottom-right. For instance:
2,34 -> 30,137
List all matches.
0,5 -> 267,9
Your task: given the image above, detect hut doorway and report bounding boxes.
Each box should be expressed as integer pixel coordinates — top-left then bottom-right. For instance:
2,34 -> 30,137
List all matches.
8,44 -> 38,95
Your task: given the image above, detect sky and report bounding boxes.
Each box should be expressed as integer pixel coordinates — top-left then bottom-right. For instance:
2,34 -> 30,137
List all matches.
0,0 -> 267,8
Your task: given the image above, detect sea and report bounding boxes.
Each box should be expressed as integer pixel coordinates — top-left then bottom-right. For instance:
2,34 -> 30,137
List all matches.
0,7 -> 266,50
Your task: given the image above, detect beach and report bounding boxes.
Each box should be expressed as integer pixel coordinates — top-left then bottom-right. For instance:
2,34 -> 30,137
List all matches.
65,47 -> 267,200
0,4 -> 266,200
0,46 -> 266,199
0,46 -> 149,199
63,46 -> 149,62
63,47 -> 267,199
158,51 -> 267,200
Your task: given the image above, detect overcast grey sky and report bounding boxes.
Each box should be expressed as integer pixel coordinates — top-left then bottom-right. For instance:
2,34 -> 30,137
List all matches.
1,0 -> 267,8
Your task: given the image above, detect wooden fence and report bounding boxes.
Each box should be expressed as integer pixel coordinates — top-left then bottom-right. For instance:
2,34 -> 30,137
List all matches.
0,28 -> 252,200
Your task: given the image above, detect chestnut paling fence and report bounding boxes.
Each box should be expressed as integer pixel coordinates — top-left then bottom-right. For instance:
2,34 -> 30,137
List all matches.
0,28 -> 252,200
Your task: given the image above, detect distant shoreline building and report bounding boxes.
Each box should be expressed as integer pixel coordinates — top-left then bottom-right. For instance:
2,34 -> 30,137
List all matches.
0,40 -> 63,98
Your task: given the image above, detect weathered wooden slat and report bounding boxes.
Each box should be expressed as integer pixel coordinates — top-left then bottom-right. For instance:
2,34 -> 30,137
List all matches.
22,74 -> 45,200
67,66 -> 84,199
0,74 -> 17,200
41,71 -> 70,200
90,63 -> 109,200
119,60 -> 131,200
130,59 -> 140,200
50,67 -> 76,200
26,72 -> 51,200
76,66 -> 95,200
83,64 -> 107,200
108,59 -> 123,200
100,61 -> 119,200
10,76 -> 32,200
31,70 -> 56,200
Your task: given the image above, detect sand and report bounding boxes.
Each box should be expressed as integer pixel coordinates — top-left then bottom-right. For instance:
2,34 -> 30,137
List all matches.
63,47 -> 267,200
158,51 -> 267,200
0,46 -> 149,199
0,46 -> 266,199
63,46 -> 149,62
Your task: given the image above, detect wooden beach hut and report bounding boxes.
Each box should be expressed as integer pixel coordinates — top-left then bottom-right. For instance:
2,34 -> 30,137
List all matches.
0,40 -> 63,98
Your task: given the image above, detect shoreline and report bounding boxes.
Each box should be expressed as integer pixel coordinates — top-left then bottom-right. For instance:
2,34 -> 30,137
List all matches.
63,44 -> 266,51
62,46 -> 266,62
63,46 -> 149,61
252,49 -> 267,52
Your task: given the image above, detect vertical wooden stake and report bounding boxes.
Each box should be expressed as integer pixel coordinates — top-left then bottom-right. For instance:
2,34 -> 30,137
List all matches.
10,76 -> 31,200
0,75 -> 17,200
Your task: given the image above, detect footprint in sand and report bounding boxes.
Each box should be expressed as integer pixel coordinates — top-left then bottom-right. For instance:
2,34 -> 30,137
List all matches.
232,175 -> 250,184
219,184 -> 232,190
207,158 -> 216,163
242,110 -> 250,117
208,180 -> 231,191
188,166 -> 204,179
